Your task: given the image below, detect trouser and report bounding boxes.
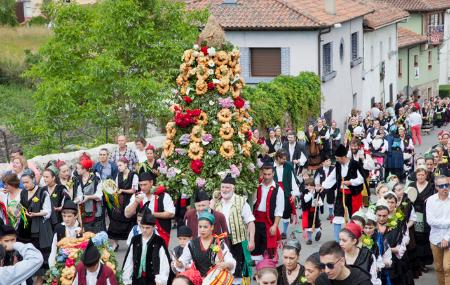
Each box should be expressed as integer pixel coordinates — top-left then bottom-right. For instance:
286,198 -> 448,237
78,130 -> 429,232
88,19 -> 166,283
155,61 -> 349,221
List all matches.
431,243 -> 450,285
411,125 -> 422,145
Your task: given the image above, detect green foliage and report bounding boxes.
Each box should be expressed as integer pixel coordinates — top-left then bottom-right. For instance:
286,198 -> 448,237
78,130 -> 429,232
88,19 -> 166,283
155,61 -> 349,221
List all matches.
0,0 -> 17,26
245,72 -> 322,131
27,16 -> 49,26
439,84 -> 450,98
23,0 -> 208,155
0,84 -> 34,124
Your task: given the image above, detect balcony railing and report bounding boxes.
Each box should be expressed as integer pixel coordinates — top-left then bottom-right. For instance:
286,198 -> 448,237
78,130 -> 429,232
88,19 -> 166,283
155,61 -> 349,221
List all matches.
427,24 -> 444,45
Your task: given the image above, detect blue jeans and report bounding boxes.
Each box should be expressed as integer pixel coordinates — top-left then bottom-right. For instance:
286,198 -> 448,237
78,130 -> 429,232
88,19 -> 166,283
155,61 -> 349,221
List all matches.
333,223 -> 342,242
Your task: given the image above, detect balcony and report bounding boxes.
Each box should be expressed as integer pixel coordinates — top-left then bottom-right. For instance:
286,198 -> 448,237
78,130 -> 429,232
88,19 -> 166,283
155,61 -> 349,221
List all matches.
427,25 -> 444,45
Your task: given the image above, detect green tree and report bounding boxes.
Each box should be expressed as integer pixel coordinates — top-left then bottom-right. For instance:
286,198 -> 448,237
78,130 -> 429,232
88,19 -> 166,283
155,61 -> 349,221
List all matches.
23,0 -> 207,154
0,0 -> 17,26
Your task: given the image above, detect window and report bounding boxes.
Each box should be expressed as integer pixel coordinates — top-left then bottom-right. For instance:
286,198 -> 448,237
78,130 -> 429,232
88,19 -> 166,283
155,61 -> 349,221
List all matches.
427,87 -> 432,99
428,51 -> 432,70
398,59 -> 402,77
351,32 -> 358,60
323,42 -> 333,75
414,55 -> 419,67
428,12 -> 444,27
250,48 -> 281,77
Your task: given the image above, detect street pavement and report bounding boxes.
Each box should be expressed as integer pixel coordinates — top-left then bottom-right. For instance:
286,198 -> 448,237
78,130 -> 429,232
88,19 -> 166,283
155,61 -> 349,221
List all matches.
114,125 -> 447,284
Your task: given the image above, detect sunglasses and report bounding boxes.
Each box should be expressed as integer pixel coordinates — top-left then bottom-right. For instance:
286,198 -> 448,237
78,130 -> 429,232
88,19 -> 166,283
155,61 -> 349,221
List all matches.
436,183 -> 449,189
319,257 -> 342,270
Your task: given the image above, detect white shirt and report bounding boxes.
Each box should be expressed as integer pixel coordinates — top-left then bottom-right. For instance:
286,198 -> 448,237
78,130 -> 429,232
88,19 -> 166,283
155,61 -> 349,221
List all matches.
220,195 -> 255,230
407,111 -> 423,127
74,181 -> 104,204
426,193 -> 450,245
255,180 -> 285,217
288,143 -> 295,161
49,222 -> 81,267
72,263 -> 111,285
126,225 -> 142,246
275,163 -> 300,196
135,149 -> 147,163
321,162 -> 364,190
126,193 -> 176,214
122,234 -> 170,285
115,173 -> 139,190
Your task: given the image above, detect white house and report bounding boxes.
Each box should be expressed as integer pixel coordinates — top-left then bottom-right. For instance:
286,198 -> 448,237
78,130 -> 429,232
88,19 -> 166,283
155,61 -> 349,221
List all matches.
362,1 -> 409,111
439,10 -> 450,84
187,0 -> 374,129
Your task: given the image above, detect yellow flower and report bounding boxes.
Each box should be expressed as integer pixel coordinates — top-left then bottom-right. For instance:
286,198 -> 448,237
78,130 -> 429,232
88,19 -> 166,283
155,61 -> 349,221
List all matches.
389,220 -> 397,228
363,238 -> 371,245
395,212 -> 403,219
211,245 -> 220,253
52,193 -> 57,198
32,197 -> 39,203
300,276 -> 307,284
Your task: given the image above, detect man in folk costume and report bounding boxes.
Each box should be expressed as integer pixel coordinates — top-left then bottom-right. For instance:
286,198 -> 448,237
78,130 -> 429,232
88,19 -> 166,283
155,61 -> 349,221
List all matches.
49,199 -> 82,267
124,172 -> 175,246
273,149 -> 300,240
252,161 -> 285,260
73,240 -> 118,285
123,205 -> 172,285
213,174 -> 255,284
322,144 -> 364,242
74,158 -> 105,233
314,155 -> 336,220
184,190 -> 228,237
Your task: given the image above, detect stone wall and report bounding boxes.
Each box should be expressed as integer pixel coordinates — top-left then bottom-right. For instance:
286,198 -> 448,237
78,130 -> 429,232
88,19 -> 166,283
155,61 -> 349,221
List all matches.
0,127 -> 20,164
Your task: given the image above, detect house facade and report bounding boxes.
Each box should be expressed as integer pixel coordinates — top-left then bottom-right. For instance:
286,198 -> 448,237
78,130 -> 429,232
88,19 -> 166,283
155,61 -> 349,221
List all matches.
362,2 -> 409,111
16,0 -> 96,21
439,10 -> 450,84
187,0 -> 373,129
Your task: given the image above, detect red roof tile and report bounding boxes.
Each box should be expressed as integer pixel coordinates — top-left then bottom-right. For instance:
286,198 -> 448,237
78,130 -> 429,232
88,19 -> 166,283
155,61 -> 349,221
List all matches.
397,27 -> 428,48
375,0 -> 450,11
363,1 -> 409,30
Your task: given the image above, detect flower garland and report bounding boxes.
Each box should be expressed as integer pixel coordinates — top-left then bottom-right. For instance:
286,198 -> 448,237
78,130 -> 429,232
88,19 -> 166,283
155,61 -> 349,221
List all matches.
45,231 -> 122,285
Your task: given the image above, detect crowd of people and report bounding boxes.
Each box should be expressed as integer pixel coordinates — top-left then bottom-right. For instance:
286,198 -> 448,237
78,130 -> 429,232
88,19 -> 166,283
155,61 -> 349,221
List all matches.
0,94 -> 449,285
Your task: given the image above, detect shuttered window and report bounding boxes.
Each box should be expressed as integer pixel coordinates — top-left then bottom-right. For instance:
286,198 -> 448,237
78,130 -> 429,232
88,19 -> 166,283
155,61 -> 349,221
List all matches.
250,48 -> 281,77
323,42 -> 332,74
351,32 -> 358,60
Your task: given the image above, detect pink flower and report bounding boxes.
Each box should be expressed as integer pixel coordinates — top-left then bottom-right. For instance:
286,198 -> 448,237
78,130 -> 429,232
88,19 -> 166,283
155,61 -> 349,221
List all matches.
196,177 -> 206,188
230,164 -> 240,178
65,258 -> 75,267
218,97 -> 234,108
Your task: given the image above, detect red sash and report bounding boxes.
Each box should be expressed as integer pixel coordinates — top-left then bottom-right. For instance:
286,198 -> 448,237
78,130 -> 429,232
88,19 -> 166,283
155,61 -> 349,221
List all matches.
339,188 -> 362,215
254,185 -> 280,250
153,195 -> 170,247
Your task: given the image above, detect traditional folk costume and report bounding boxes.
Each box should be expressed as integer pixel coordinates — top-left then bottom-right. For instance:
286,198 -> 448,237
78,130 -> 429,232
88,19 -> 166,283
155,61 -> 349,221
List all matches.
107,170 -> 138,240
2,190 -> 21,229
300,183 -> 321,244
45,183 -> 69,229
214,175 -> 255,283
176,212 -> 236,277
322,145 -> 364,240
123,206 -> 172,285
48,200 -> 82,267
252,169 -> 285,260
173,226 -> 193,259
314,160 -> 336,218
314,124 -> 330,161
276,263 -> 306,285
74,172 -> 105,233
306,130 -> 321,170
125,172 -> 175,246
73,240 -> 118,285
17,185 -> 53,277
274,160 -> 300,238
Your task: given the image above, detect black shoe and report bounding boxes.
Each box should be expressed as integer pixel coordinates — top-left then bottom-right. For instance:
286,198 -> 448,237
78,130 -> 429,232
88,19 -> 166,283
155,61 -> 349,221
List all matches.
281,233 -> 287,240
315,231 -> 322,241
306,240 -> 312,245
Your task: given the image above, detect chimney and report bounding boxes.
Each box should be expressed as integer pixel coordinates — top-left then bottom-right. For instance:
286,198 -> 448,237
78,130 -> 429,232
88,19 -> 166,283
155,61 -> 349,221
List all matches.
324,0 -> 336,15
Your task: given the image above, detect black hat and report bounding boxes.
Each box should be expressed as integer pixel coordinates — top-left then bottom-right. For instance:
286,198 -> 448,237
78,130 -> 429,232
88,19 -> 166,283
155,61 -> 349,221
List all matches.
62,199 -> 78,213
321,155 -> 331,162
177,225 -> 193,238
334,144 -> 348,157
195,190 -> 210,203
0,223 -> 16,237
139,172 -> 156,182
221,174 -> 235,185
141,206 -> 156,226
81,240 -> 100,267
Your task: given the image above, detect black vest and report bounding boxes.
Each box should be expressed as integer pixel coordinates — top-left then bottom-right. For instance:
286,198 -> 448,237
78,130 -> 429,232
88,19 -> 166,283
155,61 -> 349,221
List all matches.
188,238 -> 222,277
335,160 -> 363,195
124,234 -> 172,285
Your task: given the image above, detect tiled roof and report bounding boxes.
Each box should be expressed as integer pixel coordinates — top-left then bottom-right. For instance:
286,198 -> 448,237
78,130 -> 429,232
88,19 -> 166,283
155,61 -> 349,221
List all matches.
397,27 -> 428,48
185,0 -> 374,30
375,0 -> 450,12
363,1 -> 409,30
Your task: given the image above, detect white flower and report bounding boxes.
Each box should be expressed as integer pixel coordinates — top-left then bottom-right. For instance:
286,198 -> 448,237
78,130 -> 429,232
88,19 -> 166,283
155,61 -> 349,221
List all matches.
202,140 -> 210,146
207,47 -> 216,56
212,120 -> 218,125
208,60 -> 215,67
212,79 -> 220,84
186,87 -> 191,95
218,170 -> 230,180
193,44 -> 199,50
209,100 -> 214,106
208,69 -> 214,75
182,179 -> 188,185
193,51 -> 199,57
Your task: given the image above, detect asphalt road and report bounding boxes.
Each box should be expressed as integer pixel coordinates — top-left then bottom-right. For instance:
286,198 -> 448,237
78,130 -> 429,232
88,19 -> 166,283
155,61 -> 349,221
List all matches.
114,125 -> 447,284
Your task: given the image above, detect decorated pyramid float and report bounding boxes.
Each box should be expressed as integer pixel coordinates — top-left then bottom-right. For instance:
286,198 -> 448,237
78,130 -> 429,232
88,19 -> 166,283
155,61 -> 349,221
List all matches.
157,16 -> 260,197
45,232 -> 122,285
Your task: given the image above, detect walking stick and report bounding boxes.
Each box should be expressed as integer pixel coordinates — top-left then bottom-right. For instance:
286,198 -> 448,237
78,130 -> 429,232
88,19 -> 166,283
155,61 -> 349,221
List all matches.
77,203 -> 84,234
342,179 -> 350,226
311,191 -> 319,233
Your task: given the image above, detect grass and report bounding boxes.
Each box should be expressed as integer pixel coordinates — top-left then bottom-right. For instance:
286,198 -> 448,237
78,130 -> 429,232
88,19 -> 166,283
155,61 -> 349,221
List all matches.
0,84 -> 34,124
0,25 -> 52,65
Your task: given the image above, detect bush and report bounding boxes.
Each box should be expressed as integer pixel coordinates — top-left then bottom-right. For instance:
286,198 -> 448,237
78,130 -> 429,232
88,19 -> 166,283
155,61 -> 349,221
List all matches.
27,16 -> 49,26
245,72 -> 322,131
0,59 -> 25,85
439,85 -> 450,98
0,0 -> 18,26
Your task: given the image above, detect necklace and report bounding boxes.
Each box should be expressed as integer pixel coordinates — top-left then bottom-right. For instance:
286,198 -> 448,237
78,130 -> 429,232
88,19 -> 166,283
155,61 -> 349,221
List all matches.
287,264 -> 299,276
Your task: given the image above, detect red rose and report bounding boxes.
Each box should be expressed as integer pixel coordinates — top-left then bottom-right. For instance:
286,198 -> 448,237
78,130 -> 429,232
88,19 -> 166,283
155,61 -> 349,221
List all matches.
65,258 -> 75,267
190,109 -> 201,117
201,46 -> 209,55
246,131 -> 253,141
207,82 -> 215,90
190,159 -> 204,174
234,97 -> 245,109
183,96 -> 193,104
